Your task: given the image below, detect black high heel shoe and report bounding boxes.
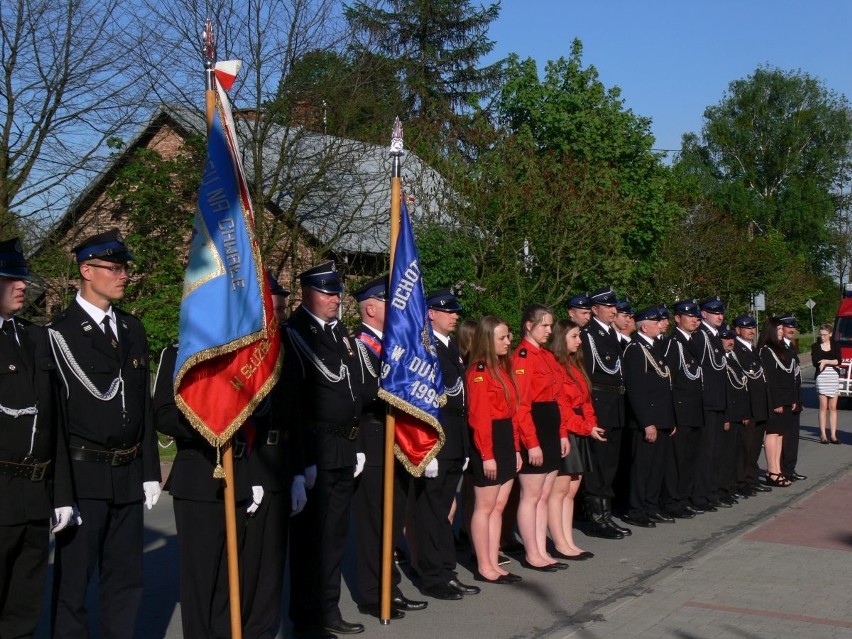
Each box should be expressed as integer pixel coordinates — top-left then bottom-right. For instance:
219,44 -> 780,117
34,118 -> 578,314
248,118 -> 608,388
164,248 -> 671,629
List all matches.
766,472 -> 791,487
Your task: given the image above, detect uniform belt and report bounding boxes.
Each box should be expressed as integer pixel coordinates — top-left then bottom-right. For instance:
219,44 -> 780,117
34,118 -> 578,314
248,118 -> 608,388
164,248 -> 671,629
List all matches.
70,443 -> 141,466
309,420 -> 360,440
0,458 -> 51,481
592,382 -> 625,395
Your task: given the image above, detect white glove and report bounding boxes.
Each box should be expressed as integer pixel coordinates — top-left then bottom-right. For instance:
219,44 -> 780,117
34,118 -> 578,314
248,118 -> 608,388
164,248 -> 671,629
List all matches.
52,506 -> 73,533
291,475 -> 307,515
463,457 -> 469,472
143,481 -> 162,510
425,458 -> 439,479
304,465 -> 317,489
354,452 -> 366,478
247,485 -> 264,515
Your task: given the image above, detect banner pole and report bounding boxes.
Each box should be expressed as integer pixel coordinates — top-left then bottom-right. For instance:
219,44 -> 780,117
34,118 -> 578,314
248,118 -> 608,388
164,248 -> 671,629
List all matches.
203,19 -> 242,638
380,119 -> 404,624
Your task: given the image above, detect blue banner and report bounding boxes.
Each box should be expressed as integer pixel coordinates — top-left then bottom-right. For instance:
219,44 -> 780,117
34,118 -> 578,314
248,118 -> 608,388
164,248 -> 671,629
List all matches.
379,195 -> 445,474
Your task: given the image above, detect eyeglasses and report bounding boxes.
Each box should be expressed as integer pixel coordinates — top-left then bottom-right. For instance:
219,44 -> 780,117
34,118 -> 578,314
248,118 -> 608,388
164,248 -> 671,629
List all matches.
86,263 -> 132,275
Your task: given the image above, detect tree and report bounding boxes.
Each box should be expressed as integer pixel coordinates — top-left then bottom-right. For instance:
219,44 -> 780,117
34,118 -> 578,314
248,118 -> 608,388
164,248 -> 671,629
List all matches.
344,0 -> 504,157
0,0 -> 146,239
677,66 -> 852,273
494,41 -> 681,284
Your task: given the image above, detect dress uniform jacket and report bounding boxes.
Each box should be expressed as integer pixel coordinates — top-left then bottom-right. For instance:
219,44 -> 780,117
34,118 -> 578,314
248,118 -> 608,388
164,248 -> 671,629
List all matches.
734,339 -> 769,492
0,318 -> 72,639
0,318 -> 72,523
435,337 -> 470,461
734,340 -> 769,422
49,300 -> 160,500
154,345 -> 250,639
724,353 -> 751,424
664,330 -> 704,428
581,319 -> 626,427
692,325 -> 727,412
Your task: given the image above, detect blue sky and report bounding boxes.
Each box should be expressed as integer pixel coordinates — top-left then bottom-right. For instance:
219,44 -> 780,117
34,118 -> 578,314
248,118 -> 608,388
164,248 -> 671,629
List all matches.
487,1 -> 852,157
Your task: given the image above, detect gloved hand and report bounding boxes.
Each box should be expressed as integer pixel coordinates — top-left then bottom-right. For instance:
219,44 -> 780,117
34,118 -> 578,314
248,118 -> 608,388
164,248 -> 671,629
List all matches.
52,506 -> 73,533
291,475 -> 307,515
354,452 -> 366,478
247,485 -> 264,515
143,481 -> 162,510
424,458 -> 439,479
462,457 -> 469,472
304,465 -> 317,489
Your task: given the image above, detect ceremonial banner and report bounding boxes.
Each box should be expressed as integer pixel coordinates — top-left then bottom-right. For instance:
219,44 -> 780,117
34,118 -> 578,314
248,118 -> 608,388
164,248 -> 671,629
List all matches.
174,68 -> 281,446
379,195 -> 445,475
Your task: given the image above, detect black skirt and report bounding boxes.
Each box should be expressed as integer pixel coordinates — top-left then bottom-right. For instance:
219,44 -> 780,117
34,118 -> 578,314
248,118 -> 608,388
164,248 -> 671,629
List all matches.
765,405 -> 794,435
470,418 -> 517,487
520,401 -> 562,474
559,433 -> 593,475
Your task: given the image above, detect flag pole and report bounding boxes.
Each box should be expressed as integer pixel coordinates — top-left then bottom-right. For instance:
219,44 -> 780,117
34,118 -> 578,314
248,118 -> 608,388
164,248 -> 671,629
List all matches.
380,118 -> 404,624
203,19 -> 243,639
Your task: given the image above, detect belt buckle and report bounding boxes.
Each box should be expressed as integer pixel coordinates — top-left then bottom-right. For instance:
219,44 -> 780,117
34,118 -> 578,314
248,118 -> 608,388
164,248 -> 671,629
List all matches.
266,430 -> 279,446
110,446 -> 135,466
347,425 -> 359,440
233,442 -> 246,459
30,462 -> 47,482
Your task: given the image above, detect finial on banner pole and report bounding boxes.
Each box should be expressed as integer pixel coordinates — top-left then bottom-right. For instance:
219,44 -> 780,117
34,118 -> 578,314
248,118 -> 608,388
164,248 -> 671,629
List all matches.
390,117 -> 404,178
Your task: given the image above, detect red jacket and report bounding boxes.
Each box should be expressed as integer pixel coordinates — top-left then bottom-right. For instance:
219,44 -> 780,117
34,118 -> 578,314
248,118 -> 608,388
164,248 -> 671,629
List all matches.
466,361 -> 520,460
559,364 -> 598,436
513,338 -> 571,447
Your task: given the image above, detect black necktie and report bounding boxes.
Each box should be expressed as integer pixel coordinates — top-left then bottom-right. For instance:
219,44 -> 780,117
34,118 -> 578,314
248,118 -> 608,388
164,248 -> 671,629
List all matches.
324,322 -> 337,342
102,316 -> 118,349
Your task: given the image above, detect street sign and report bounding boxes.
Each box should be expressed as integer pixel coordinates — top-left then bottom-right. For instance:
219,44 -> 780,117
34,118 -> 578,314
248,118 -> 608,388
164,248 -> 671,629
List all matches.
805,298 -> 816,309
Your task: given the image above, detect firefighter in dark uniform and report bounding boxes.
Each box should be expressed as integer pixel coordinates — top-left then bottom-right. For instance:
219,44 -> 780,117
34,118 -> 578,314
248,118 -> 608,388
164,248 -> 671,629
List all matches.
778,313 -> 806,482
719,325 -> 750,501
732,315 -> 771,495
242,275 -> 301,638
662,299 -> 703,519
580,286 -> 630,539
0,239 -> 73,638
414,289 -> 479,600
690,296 -> 730,510
49,229 -> 161,638
566,292 -> 592,328
280,261 -> 364,639
153,344 -> 253,638
622,306 -> 675,528
351,275 -> 427,620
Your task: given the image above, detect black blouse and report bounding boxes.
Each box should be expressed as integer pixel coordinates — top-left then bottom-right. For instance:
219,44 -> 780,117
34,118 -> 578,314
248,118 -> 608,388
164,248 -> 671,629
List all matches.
811,339 -> 842,378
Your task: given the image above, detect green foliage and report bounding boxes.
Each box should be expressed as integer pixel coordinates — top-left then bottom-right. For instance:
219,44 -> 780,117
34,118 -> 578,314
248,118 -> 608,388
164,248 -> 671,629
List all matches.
678,65 -> 852,274
105,137 -> 205,355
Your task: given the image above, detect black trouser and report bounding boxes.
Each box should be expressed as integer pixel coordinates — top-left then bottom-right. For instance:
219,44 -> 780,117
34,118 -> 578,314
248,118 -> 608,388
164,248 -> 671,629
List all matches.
585,391 -> 625,500
628,428 -> 671,518
0,519 -> 49,638
289,466 -> 354,627
663,424 -> 700,512
693,410 -> 723,506
738,420 -> 766,488
51,498 -> 143,639
242,490 -> 288,638
173,498 -> 246,639
412,459 -> 463,589
781,411 -> 801,476
352,462 -> 408,605
717,421 -> 740,497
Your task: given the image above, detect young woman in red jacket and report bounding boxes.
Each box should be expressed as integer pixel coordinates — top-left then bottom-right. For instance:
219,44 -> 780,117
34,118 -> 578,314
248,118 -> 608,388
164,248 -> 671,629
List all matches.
467,316 -> 523,584
548,319 -> 607,560
512,304 -> 571,572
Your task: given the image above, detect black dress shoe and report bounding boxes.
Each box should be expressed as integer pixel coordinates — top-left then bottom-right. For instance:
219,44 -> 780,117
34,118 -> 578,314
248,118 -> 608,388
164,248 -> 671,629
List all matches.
684,504 -> 705,514
585,521 -> 625,540
422,582 -> 463,600
719,496 -> 739,506
788,472 -> 807,480
605,516 -> 633,536
752,483 -> 772,492
648,512 -> 675,523
357,604 -> 404,620
323,619 -> 365,635
709,499 -> 732,509
519,558 -> 559,572
390,595 -> 428,611
447,578 -> 480,595
667,508 -> 695,519
620,514 -> 656,528
472,570 -> 516,584
551,549 -> 591,560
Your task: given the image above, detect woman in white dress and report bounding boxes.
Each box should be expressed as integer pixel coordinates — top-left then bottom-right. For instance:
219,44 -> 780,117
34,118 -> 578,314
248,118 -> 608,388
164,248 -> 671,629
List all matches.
811,324 -> 842,444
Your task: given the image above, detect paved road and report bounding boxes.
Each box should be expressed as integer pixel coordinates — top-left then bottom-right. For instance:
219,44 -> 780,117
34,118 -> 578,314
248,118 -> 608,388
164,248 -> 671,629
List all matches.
36,365 -> 851,638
